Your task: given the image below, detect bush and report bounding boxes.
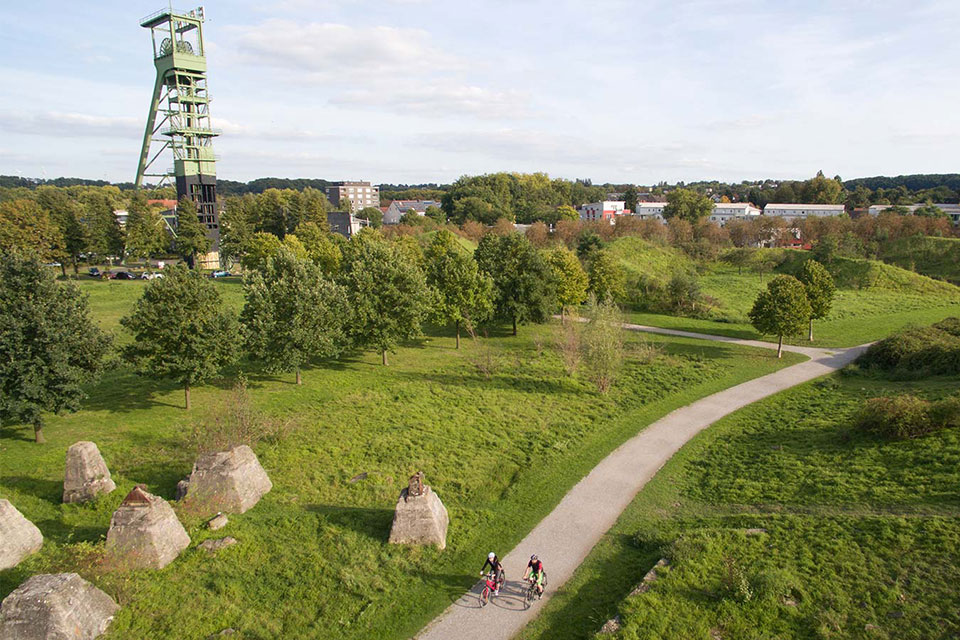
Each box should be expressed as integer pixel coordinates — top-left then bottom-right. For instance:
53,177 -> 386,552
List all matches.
933,316 -> 960,337
854,394 -> 933,439
858,325 -> 960,376
927,395 -> 960,430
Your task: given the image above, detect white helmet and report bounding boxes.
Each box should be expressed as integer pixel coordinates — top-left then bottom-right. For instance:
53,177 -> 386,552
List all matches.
488,552 -> 496,559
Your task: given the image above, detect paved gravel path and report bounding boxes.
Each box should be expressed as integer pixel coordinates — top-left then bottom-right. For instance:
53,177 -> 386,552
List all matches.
417,327 -> 868,640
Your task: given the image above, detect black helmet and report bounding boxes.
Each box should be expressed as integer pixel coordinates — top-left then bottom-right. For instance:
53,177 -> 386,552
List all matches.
530,554 -> 538,561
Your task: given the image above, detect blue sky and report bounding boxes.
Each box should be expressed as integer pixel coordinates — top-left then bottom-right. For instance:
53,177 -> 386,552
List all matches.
1,0 -> 958,185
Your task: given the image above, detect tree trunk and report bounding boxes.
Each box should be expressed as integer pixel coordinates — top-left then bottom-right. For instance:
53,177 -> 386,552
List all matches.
184,382 -> 191,410
382,350 -> 388,366
777,334 -> 783,359
808,318 -> 814,342
33,418 -> 45,444
296,368 -> 302,385
560,306 -> 566,325
72,259 -> 79,276
455,320 -> 460,350
512,316 -> 517,336
60,263 -> 67,278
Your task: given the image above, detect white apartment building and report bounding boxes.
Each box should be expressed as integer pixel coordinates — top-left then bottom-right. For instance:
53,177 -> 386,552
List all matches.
763,203 -> 846,219
632,202 -> 667,222
326,181 -> 379,211
579,201 -> 625,223
709,203 -> 761,226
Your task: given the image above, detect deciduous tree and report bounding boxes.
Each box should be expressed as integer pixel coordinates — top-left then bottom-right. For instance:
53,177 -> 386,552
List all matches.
241,247 -> 349,384
475,233 -> 554,335
587,249 -> 626,303
545,247 -> 588,321
423,230 -> 493,348
294,222 -> 342,276
796,259 -> 836,341
121,263 -> 239,409
663,188 -> 714,223
748,275 -> 811,358
341,238 -> 431,365
0,199 -> 64,262
175,196 -> 212,267
0,253 -> 110,442
125,192 -> 168,262
241,232 -> 284,272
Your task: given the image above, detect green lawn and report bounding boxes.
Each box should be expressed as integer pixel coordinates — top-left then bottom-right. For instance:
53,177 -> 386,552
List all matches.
0,289 -> 802,639
518,373 -> 960,640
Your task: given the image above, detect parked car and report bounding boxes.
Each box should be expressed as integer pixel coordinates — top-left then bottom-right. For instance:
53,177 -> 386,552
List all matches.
210,270 -> 232,278
88,267 -> 101,277
112,271 -> 137,280
141,272 -> 164,280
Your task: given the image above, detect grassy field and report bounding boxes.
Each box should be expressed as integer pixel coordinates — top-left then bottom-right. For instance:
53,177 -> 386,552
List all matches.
607,237 -> 960,347
0,282 -> 803,639
518,372 -> 960,640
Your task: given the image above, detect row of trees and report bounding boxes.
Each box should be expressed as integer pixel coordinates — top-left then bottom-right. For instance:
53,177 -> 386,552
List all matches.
0,221 -> 629,443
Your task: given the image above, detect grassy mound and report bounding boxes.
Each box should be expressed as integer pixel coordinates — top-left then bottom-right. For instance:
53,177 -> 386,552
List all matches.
880,235 -> 960,284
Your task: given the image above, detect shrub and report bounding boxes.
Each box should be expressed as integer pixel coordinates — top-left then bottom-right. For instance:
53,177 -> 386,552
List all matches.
933,316 -> 960,337
854,395 -> 932,439
189,375 -> 290,454
928,395 -> 960,430
858,324 -> 960,376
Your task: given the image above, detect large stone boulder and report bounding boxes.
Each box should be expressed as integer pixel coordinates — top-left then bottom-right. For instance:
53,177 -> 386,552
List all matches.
183,445 -> 272,515
388,473 -> 449,550
0,500 -> 43,571
0,573 -> 118,640
105,486 -> 189,570
63,441 -> 116,504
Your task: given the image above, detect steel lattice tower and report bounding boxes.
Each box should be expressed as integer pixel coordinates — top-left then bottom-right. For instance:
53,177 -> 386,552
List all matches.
135,6 -> 220,265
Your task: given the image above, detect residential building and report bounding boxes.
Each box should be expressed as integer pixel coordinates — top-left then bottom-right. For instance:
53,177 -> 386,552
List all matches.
709,203 -> 761,226
326,180 -> 379,211
579,201 -> 625,223
763,203 -> 845,219
383,200 -> 442,225
868,203 -> 960,224
327,211 -> 367,238
632,202 -> 667,222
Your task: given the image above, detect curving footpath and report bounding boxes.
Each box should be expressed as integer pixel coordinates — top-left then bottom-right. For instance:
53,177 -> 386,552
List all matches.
416,326 -> 868,640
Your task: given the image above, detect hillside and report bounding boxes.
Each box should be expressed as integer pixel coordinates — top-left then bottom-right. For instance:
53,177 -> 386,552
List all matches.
605,237 -> 960,346
879,235 -> 960,284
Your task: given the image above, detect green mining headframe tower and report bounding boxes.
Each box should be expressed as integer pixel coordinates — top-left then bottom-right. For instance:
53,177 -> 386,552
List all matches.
136,6 -> 220,264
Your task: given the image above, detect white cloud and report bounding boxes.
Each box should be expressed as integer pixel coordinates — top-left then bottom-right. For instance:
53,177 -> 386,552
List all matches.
224,19 -> 460,78
330,85 -> 530,119
0,110 -> 141,138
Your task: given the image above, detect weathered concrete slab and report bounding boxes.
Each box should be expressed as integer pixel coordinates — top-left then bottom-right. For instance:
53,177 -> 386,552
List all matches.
184,445 -> 272,515
388,480 -> 449,550
105,486 -> 189,570
0,500 -> 43,571
63,441 -> 116,503
0,573 -> 118,640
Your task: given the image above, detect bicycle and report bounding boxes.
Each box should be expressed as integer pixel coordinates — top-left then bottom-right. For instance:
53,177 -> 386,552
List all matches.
525,570 -> 548,606
479,569 -> 506,607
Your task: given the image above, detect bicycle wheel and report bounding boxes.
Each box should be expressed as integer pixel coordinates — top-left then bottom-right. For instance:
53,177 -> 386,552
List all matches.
480,586 -> 490,607
525,582 -> 536,603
